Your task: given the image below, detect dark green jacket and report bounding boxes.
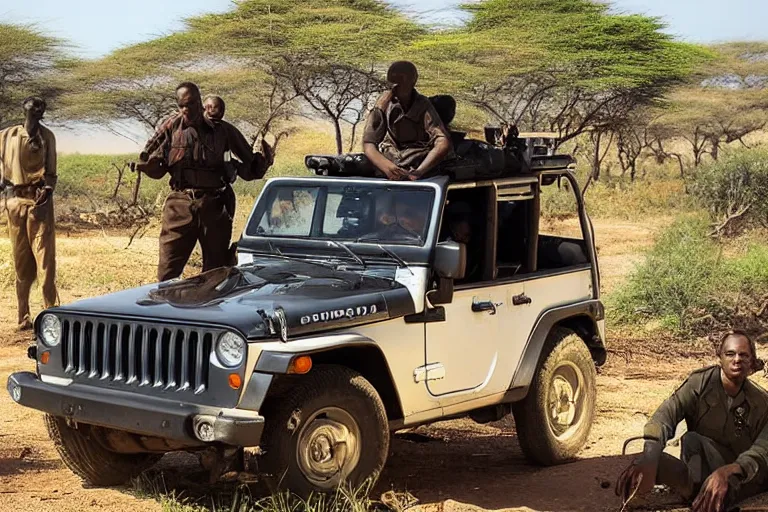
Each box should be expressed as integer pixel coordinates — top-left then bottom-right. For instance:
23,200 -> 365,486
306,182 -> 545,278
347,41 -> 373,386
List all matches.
644,365 -> 768,482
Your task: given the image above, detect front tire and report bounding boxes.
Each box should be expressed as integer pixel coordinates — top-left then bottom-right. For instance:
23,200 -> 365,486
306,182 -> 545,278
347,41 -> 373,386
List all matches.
258,365 -> 389,497
512,327 -> 597,465
45,414 -> 161,486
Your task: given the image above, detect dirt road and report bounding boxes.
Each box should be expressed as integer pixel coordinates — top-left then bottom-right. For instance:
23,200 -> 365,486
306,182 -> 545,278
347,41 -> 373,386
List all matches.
0,339 -> 722,512
2,218 -> 760,511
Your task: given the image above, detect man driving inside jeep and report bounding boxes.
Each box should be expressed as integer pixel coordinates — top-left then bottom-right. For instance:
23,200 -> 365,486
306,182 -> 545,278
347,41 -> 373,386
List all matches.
371,194 -> 428,242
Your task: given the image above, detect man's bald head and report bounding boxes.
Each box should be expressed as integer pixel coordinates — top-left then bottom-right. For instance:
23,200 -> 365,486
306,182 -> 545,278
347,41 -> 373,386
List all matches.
387,61 -> 418,86
386,61 -> 419,103
175,81 -> 203,125
204,95 -> 226,122
22,96 -> 46,122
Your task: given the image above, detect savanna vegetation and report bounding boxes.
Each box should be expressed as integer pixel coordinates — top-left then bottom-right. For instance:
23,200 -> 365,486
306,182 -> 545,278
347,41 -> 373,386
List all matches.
4,0 -> 768,338
3,1 -> 768,510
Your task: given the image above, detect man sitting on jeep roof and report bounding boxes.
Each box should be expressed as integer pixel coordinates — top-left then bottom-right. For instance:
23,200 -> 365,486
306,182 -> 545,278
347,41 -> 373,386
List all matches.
362,61 -> 453,182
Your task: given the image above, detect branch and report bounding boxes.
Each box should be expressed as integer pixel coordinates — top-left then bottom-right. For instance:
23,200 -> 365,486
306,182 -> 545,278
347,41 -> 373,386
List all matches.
710,203 -> 752,237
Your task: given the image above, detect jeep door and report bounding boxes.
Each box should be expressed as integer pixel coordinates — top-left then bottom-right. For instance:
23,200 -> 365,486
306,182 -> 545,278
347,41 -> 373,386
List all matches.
424,179 -> 540,401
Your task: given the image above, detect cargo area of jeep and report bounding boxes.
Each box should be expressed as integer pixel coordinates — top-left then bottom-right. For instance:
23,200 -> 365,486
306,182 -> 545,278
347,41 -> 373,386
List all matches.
7,129 -> 606,496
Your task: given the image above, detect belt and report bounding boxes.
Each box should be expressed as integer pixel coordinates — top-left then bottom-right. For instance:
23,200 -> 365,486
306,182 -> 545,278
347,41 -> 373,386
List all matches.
7,181 -> 45,200
173,187 -> 225,200
171,166 -> 227,190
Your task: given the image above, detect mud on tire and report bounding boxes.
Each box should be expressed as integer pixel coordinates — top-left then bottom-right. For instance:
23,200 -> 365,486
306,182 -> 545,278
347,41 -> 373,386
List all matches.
512,327 -> 597,465
45,414 -> 161,486
258,364 -> 389,497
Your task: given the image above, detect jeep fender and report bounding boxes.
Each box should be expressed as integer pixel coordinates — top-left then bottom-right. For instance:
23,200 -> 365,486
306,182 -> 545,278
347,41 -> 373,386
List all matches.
504,299 -> 605,402
248,334 -> 404,420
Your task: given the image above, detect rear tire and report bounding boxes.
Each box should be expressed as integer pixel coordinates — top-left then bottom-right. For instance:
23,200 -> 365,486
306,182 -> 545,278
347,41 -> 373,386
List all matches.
258,365 -> 389,497
45,414 -> 161,486
512,327 -> 597,465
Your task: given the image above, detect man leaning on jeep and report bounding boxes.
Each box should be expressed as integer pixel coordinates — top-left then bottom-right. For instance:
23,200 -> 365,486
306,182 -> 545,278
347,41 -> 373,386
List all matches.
137,81 -> 273,282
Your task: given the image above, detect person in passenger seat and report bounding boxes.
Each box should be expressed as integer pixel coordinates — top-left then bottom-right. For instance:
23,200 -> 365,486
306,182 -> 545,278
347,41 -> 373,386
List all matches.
444,200 -> 481,282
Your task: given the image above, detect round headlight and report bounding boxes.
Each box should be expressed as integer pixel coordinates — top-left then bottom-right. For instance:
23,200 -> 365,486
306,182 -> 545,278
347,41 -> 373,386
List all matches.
40,314 -> 61,347
215,332 -> 245,368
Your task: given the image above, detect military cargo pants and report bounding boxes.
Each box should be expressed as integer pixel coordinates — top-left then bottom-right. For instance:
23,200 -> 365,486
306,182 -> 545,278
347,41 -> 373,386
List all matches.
5,197 -> 58,326
157,187 -> 236,282
657,432 -> 767,509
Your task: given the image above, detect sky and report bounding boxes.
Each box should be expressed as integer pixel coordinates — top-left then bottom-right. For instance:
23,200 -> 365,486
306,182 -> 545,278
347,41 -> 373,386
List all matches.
3,0 -> 767,153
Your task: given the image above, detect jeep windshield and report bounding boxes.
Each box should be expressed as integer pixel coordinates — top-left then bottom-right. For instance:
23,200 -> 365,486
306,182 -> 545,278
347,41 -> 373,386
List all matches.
246,182 -> 435,246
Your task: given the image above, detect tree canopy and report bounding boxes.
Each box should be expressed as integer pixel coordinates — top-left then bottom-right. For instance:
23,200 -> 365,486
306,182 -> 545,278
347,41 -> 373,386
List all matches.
0,23 -> 66,126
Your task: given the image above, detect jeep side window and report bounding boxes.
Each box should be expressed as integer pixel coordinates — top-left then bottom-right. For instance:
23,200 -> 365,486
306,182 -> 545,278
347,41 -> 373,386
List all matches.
495,197 -> 534,279
441,185 -> 495,285
537,177 -> 589,270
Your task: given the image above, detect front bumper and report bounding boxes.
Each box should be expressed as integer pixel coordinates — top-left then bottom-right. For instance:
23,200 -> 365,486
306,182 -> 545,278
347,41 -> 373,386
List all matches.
7,371 -> 264,447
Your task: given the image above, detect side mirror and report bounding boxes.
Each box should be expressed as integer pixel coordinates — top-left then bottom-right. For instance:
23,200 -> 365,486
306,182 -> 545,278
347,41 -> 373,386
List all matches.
435,240 -> 466,279
429,241 -> 466,305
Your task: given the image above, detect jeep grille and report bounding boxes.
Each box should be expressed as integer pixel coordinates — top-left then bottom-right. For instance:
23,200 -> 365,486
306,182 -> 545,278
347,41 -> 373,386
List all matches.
60,318 -> 213,394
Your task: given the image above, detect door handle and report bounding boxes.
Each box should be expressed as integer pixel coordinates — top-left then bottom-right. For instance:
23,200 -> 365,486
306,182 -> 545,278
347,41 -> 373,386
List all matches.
512,293 -> 532,306
472,300 -> 498,315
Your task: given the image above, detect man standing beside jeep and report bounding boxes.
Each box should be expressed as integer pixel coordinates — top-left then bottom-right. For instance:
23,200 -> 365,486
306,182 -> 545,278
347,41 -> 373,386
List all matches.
363,61 -> 453,181
0,96 -> 59,330
137,82 -> 273,282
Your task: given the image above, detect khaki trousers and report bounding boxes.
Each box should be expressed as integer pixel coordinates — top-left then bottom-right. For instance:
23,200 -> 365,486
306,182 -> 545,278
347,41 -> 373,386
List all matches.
5,197 -> 58,325
157,187 -> 235,282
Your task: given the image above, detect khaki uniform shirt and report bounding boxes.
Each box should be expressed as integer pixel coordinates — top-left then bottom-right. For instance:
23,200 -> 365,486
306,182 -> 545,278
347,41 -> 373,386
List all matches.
644,365 -> 768,482
362,90 -> 452,168
0,124 -> 57,193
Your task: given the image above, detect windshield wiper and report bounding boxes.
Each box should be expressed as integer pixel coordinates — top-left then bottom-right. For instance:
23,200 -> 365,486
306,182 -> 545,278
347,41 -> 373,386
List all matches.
375,243 -> 413,274
355,231 -> 423,245
267,240 -> 283,256
327,240 -> 366,267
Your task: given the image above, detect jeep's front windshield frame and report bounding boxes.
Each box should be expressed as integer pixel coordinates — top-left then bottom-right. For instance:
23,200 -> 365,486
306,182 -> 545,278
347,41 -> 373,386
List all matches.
239,177 -> 448,265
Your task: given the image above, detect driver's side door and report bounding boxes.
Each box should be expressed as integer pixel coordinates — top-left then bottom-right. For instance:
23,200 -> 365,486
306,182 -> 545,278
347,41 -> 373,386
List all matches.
424,284 -> 511,397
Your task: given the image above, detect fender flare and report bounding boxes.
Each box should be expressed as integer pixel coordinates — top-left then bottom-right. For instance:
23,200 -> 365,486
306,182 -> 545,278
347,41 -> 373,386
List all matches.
504,299 -> 605,402
253,333 -> 381,374
244,334 -> 404,419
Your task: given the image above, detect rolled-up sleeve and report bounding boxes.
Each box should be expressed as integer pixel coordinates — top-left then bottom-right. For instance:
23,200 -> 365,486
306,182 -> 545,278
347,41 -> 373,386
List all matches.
362,107 -> 387,146
422,103 -> 450,146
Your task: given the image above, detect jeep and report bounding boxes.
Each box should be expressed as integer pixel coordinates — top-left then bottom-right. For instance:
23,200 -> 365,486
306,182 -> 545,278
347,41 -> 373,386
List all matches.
7,131 -> 606,496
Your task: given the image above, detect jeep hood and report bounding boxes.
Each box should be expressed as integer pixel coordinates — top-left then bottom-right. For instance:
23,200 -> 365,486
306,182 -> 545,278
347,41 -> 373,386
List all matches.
53,259 -> 415,339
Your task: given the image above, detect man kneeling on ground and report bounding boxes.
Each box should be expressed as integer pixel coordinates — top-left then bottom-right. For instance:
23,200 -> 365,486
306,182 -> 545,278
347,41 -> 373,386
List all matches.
362,61 -> 453,181
617,330 -> 768,511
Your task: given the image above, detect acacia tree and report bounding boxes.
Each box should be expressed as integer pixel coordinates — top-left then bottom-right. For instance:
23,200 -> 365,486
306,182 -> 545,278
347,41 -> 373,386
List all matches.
0,23 -> 66,125
274,60 -> 385,153
409,0 -> 707,174
188,0 -> 423,154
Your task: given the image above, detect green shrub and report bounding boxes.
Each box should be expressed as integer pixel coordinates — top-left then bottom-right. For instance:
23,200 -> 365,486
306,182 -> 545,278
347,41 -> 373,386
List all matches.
611,213 -> 768,335
690,148 -> 768,233
610,215 -> 722,330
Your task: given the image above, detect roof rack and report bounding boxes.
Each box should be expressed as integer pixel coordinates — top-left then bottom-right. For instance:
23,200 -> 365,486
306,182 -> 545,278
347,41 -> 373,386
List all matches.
303,127 -> 575,181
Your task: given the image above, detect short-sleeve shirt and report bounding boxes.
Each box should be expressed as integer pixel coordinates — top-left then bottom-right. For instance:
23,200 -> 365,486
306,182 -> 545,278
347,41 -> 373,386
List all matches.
0,124 -> 57,193
362,90 -> 452,168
